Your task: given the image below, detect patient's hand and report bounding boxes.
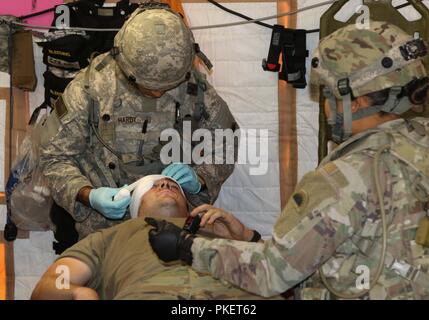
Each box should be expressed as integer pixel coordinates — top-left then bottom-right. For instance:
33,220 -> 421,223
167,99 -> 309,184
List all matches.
191,205 -> 254,241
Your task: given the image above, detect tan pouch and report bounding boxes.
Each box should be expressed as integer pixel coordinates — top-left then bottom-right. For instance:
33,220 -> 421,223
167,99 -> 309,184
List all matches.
11,30 -> 37,91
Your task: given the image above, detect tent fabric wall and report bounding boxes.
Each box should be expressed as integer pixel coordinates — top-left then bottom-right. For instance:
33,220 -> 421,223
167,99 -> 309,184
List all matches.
296,0 -> 331,180
183,3 -> 281,237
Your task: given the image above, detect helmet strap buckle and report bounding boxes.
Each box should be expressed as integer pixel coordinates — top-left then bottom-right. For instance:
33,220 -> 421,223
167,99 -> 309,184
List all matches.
337,78 -> 351,96
342,93 -> 353,140
322,87 -> 337,125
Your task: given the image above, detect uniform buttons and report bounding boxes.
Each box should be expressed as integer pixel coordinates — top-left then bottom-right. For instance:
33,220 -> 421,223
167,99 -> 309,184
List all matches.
102,113 -> 111,122
108,162 -> 116,170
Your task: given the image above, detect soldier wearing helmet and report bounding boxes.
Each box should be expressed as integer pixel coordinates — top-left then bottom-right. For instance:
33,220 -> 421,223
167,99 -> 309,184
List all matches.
40,4 -> 238,241
147,21 -> 429,299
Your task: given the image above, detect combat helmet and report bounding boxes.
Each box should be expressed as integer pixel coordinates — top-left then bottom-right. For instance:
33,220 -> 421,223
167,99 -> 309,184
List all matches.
111,3 -> 210,91
311,21 -> 428,143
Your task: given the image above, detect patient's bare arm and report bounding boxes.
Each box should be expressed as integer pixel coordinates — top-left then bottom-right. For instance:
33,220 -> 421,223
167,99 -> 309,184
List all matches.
191,204 -> 255,241
31,257 -> 99,300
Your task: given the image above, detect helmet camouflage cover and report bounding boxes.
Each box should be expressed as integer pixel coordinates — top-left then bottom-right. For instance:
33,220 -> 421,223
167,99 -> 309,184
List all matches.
311,21 -> 427,99
113,7 -> 196,91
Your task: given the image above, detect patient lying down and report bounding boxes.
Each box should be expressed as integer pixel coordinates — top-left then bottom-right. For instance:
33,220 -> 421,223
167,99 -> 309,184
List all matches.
31,175 -> 278,300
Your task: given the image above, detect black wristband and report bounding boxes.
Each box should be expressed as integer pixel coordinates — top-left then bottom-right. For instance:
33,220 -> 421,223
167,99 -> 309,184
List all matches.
250,230 -> 261,242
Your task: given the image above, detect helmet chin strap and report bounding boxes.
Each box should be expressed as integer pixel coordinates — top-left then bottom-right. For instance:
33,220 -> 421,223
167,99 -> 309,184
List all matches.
323,84 -> 413,143
342,92 -> 353,140
323,87 -> 336,125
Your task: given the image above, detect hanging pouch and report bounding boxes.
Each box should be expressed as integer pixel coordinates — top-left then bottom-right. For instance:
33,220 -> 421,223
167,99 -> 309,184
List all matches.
11,30 -> 37,91
39,34 -> 92,70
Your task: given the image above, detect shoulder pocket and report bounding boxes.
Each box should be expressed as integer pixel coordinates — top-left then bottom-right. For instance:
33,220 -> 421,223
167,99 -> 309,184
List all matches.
274,170 -> 339,240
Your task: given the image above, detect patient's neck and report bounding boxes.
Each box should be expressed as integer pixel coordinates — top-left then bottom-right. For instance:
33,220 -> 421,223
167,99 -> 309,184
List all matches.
154,204 -> 187,218
139,203 -> 189,218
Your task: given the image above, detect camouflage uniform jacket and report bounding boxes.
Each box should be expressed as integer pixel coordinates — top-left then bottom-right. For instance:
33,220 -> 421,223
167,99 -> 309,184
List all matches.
191,117 -> 429,299
40,53 -> 237,239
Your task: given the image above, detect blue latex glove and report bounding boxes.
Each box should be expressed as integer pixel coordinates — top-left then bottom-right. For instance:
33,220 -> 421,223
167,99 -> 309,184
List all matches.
89,187 -> 131,220
162,163 -> 201,194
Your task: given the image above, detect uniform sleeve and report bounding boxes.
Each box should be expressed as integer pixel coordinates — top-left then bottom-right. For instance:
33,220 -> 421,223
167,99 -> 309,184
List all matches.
191,161 -> 367,297
40,75 -> 93,218
193,80 -> 239,202
59,228 -> 109,289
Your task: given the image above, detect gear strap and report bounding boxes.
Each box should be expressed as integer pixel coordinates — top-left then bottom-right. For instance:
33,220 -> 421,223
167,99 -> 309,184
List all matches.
262,26 -> 309,89
323,87 -> 336,125
338,78 -> 353,140
261,24 -> 283,72
194,43 -> 213,71
280,29 -> 308,88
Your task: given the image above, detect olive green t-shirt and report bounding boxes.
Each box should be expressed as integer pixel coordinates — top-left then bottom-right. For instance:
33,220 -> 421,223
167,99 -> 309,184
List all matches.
60,218 -> 271,300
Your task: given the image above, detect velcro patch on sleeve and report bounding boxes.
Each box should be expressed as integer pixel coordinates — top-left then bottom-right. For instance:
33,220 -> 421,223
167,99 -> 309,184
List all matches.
54,96 -> 68,120
292,190 -> 308,212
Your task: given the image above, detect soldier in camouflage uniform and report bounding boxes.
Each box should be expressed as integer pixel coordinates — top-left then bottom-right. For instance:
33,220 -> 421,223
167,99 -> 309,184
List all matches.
147,21 -> 429,299
40,5 -> 237,239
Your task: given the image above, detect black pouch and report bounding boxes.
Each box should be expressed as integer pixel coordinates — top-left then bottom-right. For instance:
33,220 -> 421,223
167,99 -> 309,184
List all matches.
50,202 -> 79,254
43,70 -> 73,107
57,0 -> 138,53
39,34 -> 92,70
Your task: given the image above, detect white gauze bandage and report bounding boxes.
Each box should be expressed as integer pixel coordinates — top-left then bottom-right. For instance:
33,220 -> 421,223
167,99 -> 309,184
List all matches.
129,175 -> 185,218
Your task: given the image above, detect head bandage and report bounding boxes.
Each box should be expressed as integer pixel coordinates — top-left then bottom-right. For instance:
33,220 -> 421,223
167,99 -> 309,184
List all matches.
129,175 -> 185,218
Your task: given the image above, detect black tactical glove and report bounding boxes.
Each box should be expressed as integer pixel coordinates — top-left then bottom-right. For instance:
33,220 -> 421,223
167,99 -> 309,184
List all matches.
145,217 -> 195,265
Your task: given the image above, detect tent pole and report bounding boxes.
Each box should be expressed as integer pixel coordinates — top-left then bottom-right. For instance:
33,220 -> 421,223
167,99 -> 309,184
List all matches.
0,233 -> 14,300
277,0 -> 298,208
